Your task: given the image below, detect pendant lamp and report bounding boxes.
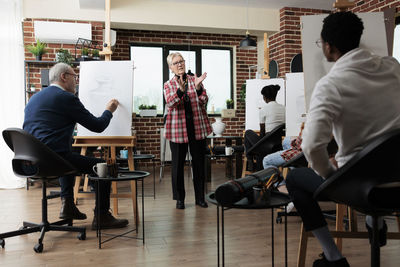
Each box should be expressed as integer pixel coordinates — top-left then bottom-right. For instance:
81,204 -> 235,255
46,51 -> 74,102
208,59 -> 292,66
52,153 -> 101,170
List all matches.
239,0 -> 257,50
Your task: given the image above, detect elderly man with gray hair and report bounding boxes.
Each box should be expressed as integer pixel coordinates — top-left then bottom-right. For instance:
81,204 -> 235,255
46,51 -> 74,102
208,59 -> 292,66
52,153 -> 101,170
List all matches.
23,63 -> 128,230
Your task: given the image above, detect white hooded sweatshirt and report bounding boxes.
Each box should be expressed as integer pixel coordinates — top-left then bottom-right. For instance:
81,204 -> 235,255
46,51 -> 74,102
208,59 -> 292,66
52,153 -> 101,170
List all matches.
302,48 -> 400,178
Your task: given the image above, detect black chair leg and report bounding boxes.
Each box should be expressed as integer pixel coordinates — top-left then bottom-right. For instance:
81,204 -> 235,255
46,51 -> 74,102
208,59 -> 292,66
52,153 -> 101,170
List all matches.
0,180 -> 86,253
371,215 -> 380,267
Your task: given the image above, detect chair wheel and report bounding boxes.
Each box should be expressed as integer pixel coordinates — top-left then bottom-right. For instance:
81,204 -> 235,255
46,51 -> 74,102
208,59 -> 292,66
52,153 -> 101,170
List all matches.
276,217 -> 282,224
0,239 -> 5,248
33,243 -> 43,253
78,232 -> 86,240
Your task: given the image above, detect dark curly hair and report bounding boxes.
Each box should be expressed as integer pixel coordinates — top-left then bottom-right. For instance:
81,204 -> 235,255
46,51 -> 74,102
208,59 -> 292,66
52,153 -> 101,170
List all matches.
321,11 -> 364,54
261,84 -> 280,101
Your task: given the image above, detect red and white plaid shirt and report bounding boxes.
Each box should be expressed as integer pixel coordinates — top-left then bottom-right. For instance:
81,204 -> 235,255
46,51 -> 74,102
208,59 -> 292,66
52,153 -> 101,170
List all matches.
281,136 -> 303,162
163,75 -> 212,143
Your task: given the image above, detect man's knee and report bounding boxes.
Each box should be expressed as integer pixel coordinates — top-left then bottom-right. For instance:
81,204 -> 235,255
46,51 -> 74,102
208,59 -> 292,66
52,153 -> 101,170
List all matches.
285,168 -> 302,189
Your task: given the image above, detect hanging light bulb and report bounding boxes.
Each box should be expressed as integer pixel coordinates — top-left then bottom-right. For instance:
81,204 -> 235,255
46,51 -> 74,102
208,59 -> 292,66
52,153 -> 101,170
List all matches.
239,0 -> 257,50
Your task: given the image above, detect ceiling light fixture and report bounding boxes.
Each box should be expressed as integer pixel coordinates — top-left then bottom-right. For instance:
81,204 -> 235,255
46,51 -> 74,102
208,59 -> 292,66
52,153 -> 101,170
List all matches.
239,0 -> 257,50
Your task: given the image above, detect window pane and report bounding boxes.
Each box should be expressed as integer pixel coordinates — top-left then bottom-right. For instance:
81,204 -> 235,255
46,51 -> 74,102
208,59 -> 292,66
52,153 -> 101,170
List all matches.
131,46 -> 163,114
201,49 -> 231,114
169,50 -> 196,80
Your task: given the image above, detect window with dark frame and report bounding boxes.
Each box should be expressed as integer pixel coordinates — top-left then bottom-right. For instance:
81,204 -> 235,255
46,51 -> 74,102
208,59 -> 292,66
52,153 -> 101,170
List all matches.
130,43 -> 233,116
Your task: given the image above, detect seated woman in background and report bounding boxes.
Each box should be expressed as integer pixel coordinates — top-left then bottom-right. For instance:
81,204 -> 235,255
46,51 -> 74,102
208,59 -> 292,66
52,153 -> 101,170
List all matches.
263,122 -> 304,170
244,84 -> 285,171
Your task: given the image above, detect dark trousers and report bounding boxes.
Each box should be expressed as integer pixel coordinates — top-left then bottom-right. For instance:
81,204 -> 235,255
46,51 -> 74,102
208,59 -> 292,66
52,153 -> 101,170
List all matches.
244,130 -> 269,171
58,152 -> 111,214
169,115 -> 206,202
286,167 -> 327,232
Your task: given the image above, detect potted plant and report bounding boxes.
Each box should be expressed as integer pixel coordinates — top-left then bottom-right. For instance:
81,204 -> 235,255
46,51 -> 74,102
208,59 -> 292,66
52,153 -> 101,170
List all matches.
139,104 -> 157,117
80,47 -> 90,61
56,49 -> 74,66
92,49 -> 100,60
226,99 -> 234,109
222,99 -> 235,118
26,39 -> 47,60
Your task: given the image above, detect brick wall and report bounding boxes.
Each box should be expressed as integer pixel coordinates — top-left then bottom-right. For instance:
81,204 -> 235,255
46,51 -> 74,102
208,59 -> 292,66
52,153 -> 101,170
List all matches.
269,8 -> 330,77
111,29 -> 257,161
23,18 -> 104,90
23,21 -> 256,165
269,0 -> 400,78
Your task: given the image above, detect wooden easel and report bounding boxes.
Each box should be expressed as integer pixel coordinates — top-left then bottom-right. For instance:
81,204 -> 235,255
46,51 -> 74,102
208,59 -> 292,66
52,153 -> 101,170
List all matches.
261,33 -> 270,79
72,136 -> 139,225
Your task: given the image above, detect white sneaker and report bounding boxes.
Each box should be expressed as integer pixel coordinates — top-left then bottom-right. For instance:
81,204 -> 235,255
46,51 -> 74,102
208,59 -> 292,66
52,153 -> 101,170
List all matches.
285,202 -> 294,213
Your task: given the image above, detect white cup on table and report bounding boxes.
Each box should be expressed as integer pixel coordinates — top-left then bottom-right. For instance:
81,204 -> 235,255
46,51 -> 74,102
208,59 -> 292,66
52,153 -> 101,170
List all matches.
93,163 -> 108,178
225,147 -> 234,156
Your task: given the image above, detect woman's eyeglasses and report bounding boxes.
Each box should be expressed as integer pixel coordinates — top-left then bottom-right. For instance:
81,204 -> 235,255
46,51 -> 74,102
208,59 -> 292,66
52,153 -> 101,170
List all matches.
172,60 -> 185,66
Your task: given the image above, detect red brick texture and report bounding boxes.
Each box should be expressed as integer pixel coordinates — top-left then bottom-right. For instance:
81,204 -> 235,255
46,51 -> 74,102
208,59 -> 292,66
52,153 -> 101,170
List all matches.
269,0 -> 400,78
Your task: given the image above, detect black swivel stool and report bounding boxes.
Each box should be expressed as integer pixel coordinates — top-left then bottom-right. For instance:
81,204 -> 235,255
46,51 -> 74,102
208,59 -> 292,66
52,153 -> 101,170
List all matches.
0,128 -> 86,253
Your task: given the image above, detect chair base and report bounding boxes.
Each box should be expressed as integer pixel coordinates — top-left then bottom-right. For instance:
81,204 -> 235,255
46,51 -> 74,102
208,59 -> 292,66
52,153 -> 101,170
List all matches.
0,219 -> 86,253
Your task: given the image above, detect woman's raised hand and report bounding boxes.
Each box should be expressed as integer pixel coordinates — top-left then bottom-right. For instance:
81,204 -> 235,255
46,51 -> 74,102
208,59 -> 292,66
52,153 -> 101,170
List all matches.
195,72 -> 207,90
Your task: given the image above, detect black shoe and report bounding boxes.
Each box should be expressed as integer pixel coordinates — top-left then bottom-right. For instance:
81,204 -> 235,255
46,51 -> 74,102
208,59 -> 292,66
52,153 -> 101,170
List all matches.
313,253 -> 350,267
176,200 -> 185,209
92,211 -> 129,230
366,220 -> 387,247
195,200 -> 208,208
59,197 -> 87,220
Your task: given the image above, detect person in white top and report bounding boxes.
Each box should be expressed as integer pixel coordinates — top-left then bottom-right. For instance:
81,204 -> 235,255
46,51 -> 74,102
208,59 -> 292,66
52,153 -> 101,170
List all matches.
244,84 -> 285,171
259,86 -> 285,133
286,12 -> 400,267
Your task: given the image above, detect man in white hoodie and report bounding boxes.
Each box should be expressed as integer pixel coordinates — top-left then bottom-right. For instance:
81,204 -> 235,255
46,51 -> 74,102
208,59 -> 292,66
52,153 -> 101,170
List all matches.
286,12 -> 400,267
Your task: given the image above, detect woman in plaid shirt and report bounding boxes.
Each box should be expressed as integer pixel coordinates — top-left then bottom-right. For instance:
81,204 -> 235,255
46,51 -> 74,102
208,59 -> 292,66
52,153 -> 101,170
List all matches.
164,52 -> 212,209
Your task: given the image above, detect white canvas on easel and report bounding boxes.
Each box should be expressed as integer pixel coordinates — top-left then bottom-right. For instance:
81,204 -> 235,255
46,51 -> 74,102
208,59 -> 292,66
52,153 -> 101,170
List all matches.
245,78 -> 285,131
301,12 -> 388,111
77,61 -> 134,136
285,73 -> 306,137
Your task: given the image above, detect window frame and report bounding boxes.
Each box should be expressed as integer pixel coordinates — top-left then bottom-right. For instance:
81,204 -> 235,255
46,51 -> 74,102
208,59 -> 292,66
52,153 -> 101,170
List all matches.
130,42 -> 234,116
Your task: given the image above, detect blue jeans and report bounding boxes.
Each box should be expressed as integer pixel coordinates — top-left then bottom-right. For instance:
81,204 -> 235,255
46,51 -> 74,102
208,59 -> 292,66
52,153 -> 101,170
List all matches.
262,136 -> 292,169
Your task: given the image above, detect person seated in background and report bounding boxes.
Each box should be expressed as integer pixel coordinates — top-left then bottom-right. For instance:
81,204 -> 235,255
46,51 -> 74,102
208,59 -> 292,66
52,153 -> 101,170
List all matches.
286,12 -> 400,267
244,84 -> 285,171
262,122 -> 304,170
23,63 -> 129,230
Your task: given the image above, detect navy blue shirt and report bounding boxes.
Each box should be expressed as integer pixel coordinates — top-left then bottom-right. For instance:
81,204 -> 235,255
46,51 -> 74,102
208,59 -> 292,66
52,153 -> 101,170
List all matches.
23,85 -> 113,153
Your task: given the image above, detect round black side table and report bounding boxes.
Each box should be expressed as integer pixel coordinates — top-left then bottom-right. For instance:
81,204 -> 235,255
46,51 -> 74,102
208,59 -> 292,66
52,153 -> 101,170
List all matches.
88,170 -> 150,249
206,191 -> 291,267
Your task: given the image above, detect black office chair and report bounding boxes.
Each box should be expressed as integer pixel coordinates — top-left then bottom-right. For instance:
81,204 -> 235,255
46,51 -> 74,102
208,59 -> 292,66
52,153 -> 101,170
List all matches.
314,129 -> 400,267
0,128 -> 86,253
245,123 -> 285,172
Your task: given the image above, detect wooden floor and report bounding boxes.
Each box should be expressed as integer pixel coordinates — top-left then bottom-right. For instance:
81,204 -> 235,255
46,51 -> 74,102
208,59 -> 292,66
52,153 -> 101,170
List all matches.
1,164 -> 400,267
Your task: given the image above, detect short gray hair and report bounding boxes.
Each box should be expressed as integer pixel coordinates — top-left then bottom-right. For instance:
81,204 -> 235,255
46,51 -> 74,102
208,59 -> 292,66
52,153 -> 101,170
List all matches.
49,63 -> 72,83
167,52 -> 184,66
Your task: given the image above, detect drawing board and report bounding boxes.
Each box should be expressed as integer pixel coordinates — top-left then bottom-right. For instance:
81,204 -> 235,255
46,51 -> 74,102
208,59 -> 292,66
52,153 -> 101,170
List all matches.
77,61 -> 134,136
245,78 -> 285,131
285,73 -> 306,137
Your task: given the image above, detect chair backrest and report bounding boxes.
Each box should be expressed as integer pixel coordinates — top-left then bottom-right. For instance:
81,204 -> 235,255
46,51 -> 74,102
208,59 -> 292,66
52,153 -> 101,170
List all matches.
246,123 -> 285,156
314,128 -> 400,215
3,128 -> 77,179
